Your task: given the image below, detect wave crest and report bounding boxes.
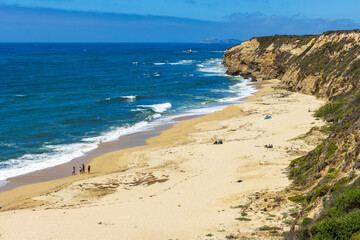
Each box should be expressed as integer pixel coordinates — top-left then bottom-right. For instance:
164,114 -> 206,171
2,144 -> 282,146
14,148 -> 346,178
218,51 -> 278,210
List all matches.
138,102 -> 172,113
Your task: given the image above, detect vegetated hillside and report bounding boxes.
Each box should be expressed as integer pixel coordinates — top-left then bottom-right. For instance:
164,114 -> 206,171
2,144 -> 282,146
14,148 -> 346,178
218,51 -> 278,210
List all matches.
223,30 -> 360,239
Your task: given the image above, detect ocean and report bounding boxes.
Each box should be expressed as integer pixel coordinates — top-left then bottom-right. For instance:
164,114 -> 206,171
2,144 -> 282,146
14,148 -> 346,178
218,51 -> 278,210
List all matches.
0,43 -> 255,186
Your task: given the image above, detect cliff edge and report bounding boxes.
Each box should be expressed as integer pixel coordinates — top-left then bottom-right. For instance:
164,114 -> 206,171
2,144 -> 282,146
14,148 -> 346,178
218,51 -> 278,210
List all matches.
223,30 -> 360,99
223,30 -> 360,239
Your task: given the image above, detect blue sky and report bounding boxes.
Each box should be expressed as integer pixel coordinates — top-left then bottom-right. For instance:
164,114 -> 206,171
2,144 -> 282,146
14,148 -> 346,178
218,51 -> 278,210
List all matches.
0,0 -> 359,42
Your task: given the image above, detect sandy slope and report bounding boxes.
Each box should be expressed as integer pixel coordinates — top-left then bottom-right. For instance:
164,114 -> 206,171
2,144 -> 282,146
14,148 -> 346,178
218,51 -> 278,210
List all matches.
0,80 -> 325,239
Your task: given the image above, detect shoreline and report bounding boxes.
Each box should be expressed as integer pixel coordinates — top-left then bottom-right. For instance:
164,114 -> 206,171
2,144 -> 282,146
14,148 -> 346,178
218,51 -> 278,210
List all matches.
0,79 -> 326,239
0,80 -> 257,193
0,123 -> 173,192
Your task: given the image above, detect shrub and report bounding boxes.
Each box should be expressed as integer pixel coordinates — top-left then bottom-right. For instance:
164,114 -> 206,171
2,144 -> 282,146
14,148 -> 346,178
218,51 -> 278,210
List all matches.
312,184 -> 331,199
288,195 -> 306,203
331,176 -> 353,192
326,186 -> 360,218
310,209 -> 360,240
315,101 -> 343,117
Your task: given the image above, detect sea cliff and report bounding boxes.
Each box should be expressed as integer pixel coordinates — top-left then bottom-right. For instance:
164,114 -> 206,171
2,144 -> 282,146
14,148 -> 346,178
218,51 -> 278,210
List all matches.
223,30 -> 360,239
223,30 -> 360,98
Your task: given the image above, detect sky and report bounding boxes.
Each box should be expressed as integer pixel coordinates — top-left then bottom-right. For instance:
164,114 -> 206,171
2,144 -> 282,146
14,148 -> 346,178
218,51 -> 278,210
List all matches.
0,0 -> 359,42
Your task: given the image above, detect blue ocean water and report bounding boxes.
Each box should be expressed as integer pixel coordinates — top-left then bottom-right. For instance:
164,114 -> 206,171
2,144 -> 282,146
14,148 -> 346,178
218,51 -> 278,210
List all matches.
0,43 -> 255,185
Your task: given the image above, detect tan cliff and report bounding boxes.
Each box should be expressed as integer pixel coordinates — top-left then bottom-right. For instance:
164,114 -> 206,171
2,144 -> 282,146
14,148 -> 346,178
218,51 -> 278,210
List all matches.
223,30 -> 360,99
224,31 -> 360,239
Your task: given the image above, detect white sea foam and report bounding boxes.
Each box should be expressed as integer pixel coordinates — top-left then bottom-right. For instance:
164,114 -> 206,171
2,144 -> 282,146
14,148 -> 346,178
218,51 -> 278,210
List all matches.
146,113 -> 162,121
0,141 -> 99,183
98,95 -> 138,102
121,95 -> 137,100
219,79 -> 257,103
169,60 -> 194,65
0,119 -> 166,183
138,102 -> 172,113
197,58 -> 226,76
153,62 -> 166,65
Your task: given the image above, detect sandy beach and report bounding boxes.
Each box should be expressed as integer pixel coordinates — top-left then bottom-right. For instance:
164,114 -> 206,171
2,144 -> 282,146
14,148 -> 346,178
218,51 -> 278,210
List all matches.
0,79 -> 326,239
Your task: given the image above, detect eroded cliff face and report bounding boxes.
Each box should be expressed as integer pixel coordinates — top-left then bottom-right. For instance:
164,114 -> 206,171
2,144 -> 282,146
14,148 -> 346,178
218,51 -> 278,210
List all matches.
224,31 -> 360,239
223,30 -> 360,99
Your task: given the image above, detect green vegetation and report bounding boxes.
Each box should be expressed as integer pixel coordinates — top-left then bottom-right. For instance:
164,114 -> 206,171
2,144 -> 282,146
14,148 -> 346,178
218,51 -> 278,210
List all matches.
289,179 -> 360,239
350,231 -> 360,240
301,218 -> 313,226
235,217 -> 251,221
288,195 -> 306,204
331,176 -> 353,192
258,225 -> 272,231
325,185 -> 360,218
325,141 -> 338,159
310,209 -> 360,240
256,35 -> 316,54
314,101 -> 343,117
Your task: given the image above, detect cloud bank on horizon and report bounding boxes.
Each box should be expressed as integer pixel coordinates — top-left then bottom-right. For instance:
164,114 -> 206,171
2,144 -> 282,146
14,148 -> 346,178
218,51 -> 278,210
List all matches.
0,3 -> 359,42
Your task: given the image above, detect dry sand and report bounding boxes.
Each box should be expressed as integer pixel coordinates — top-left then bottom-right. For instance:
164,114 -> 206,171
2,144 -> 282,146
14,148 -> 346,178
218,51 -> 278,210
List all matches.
0,80 -> 326,239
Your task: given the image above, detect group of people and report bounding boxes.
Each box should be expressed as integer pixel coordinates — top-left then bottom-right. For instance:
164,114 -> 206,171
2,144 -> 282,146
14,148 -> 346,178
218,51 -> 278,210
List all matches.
214,139 -> 224,145
72,163 -> 91,175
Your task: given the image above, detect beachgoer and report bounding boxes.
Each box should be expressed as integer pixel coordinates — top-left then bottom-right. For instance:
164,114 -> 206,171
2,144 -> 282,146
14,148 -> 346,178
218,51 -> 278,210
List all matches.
219,140 -> 223,144
79,166 -> 82,173
214,140 -> 218,144
82,164 -> 85,173
72,166 -> 75,175
88,165 -> 91,173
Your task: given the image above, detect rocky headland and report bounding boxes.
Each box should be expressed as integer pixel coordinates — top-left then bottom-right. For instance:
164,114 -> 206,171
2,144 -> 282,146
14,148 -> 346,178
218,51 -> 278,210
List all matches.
223,30 -> 360,239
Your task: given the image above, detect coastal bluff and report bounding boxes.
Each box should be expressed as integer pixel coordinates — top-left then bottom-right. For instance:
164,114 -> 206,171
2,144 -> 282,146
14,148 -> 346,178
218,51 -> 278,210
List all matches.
223,30 -> 360,99
224,31 -> 360,239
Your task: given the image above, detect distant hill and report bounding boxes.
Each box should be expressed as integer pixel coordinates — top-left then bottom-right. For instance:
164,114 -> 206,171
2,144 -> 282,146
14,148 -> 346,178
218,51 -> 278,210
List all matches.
201,38 -> 241,44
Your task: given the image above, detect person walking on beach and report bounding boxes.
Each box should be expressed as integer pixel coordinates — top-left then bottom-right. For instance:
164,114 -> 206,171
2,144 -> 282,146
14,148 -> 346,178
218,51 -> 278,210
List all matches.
72,166 -> 76,175
82,164 -> 85,173
79,166 -> 82,174
88,165 -> 91,174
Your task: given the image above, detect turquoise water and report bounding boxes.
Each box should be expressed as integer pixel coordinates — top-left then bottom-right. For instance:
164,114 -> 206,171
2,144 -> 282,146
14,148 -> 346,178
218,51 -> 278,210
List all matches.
0,43 -> 255,185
